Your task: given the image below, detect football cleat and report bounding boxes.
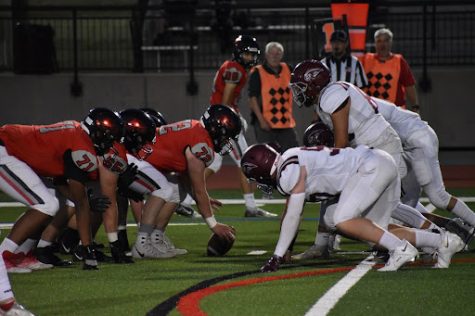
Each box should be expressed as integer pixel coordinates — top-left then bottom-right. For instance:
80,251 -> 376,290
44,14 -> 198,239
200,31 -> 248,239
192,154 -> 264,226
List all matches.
34,246 -> 73,267
378,240 -> 418,272
445,217 -> 475,247
2,251 -> 53,272
244,207 -> 278,218
260,255 -> 283,273
151,231 -> 188,256
131,237 -> 176,259
291,244 -> 329,261
110,240 -> 134,264
175,204 -> 195,218
2,251 -> 31,274
0,302 -> 35,316
77,245 -> 98,270
434,231 -> 465,269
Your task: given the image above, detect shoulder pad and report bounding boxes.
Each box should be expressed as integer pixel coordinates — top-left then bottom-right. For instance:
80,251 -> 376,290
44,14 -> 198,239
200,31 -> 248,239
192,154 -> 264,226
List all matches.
320,83 -> 350,114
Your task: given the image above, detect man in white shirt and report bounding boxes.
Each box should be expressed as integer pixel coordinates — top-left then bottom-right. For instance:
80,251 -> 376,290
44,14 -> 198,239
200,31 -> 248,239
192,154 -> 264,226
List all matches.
321,30 -> 368,88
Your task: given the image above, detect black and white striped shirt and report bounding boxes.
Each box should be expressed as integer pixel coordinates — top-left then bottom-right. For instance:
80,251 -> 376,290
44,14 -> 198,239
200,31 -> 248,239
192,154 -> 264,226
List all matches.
321,55 -> 368,88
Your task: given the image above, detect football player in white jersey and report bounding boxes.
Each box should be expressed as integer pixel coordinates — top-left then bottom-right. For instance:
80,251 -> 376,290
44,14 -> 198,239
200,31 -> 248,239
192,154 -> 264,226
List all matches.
241,144 -> 464,272
290,60 -> 444,257
290,59 -> 406,177
376,99 -> 475,235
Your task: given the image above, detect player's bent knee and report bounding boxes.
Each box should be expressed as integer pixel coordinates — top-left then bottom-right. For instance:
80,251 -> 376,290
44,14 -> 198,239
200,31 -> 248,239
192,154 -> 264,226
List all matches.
32,196 -> 59,216
426,188 -> 451,209
151,185 -> 174,203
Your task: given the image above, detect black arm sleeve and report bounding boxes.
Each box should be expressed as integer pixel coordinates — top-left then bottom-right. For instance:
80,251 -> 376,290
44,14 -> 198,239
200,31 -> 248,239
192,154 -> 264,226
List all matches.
63,150 -> 89,184
247,70 -> 261,98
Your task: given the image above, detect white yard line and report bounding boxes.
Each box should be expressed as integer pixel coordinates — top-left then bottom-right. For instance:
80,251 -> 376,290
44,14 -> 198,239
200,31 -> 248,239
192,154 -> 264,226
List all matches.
305,256 -> 376,316
1,197 -> 473,208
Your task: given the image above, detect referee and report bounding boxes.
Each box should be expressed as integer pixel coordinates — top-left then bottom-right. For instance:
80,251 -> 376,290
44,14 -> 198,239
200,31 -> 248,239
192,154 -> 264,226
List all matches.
321,30 -> 368,88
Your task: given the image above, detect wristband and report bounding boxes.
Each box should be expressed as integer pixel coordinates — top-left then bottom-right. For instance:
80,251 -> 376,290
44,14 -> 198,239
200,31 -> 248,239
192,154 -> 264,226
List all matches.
205,216 -> 218,229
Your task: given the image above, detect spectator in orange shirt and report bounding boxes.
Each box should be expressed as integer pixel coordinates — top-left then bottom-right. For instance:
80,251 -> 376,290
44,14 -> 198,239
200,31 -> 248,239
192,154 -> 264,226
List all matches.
360,28 -> 420,113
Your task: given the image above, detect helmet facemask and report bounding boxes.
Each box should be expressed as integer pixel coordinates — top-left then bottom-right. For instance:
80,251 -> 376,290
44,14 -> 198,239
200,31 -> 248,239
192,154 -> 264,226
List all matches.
290,82 -> 309,108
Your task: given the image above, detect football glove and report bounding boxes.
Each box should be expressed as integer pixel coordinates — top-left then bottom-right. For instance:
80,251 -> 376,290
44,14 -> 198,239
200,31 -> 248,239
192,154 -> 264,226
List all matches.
260,255 -> 283,273
87,189 -> 111,213
117,163 -> 139,191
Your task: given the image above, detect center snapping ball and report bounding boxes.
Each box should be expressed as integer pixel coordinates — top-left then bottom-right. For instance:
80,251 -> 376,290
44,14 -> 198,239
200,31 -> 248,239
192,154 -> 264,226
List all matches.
207,232 -> 235,256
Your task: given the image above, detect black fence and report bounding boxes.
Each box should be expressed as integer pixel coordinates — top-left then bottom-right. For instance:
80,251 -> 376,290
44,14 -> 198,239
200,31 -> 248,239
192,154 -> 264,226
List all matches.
0,1 -> 474,73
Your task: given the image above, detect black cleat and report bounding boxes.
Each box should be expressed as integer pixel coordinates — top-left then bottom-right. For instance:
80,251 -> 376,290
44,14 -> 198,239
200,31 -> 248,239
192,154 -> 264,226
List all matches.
81,245 -> 99,270
34,246 -> 73,267
110,241 -> 134,264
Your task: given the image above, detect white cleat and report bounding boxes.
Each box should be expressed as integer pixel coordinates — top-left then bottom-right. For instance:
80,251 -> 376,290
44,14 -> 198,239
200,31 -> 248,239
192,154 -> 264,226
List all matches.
434,231 -> 465,269
0,302 -> 35,316
291,244 -> 329,260
131,237 -> 176,259
244,207 -> 278,218
151,231 -> 188,256
378,240 -> 418,272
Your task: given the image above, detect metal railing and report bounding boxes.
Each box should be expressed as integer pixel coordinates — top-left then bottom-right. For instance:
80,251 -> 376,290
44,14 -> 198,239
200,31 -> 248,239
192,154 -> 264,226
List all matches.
0,2 -> 474,73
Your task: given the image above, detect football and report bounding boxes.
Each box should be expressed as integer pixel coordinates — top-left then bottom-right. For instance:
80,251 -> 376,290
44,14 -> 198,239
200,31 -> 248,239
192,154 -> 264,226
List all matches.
207,232 -> 235,256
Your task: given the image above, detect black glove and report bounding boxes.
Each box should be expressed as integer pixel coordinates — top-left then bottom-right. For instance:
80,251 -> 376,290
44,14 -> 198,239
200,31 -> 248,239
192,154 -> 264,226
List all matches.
260,255 -> 283,273
117,163 -> 139,192
87,189 -> 111,213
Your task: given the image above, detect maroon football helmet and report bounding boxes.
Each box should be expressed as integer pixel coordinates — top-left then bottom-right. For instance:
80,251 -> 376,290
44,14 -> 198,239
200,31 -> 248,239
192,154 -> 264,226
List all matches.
290,60 -> 331,108
241,144 -> 280,193
303,121 -> 335,147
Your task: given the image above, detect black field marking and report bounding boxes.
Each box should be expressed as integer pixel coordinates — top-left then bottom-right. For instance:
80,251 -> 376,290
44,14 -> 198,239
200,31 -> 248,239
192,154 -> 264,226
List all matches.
147,257 -> 363,316
146,269 -> 260,316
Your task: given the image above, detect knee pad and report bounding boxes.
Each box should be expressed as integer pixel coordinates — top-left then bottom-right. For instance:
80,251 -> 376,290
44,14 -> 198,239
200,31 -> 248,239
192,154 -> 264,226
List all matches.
32,195 -> 59,216
426,186 -> 451,209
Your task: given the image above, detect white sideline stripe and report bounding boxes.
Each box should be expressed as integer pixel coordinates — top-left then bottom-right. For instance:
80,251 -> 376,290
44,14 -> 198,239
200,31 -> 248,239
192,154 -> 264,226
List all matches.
0,222 -> 205,230
1,197 -> 474,208
305,256 -> 376,316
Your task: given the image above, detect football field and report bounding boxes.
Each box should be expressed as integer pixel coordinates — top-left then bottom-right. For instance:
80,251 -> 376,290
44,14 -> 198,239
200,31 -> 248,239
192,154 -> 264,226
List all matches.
2,188 -> 475,316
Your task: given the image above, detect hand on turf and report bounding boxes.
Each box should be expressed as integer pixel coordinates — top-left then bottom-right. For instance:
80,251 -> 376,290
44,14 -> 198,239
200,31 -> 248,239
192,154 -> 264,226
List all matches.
212,223 -> 236,242
260,255 -> 283,273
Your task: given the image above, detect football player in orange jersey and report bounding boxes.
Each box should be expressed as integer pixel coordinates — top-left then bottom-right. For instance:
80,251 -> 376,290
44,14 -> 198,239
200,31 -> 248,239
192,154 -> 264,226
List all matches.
0,108 -> 124,271
124,105 -> 241,258
189,35 -> 277,218
34,109 -> 158,267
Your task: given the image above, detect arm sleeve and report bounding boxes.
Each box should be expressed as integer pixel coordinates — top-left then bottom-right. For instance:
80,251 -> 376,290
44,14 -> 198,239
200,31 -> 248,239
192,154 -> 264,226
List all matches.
248,69 -> 261,98
399,57 -> 416,87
